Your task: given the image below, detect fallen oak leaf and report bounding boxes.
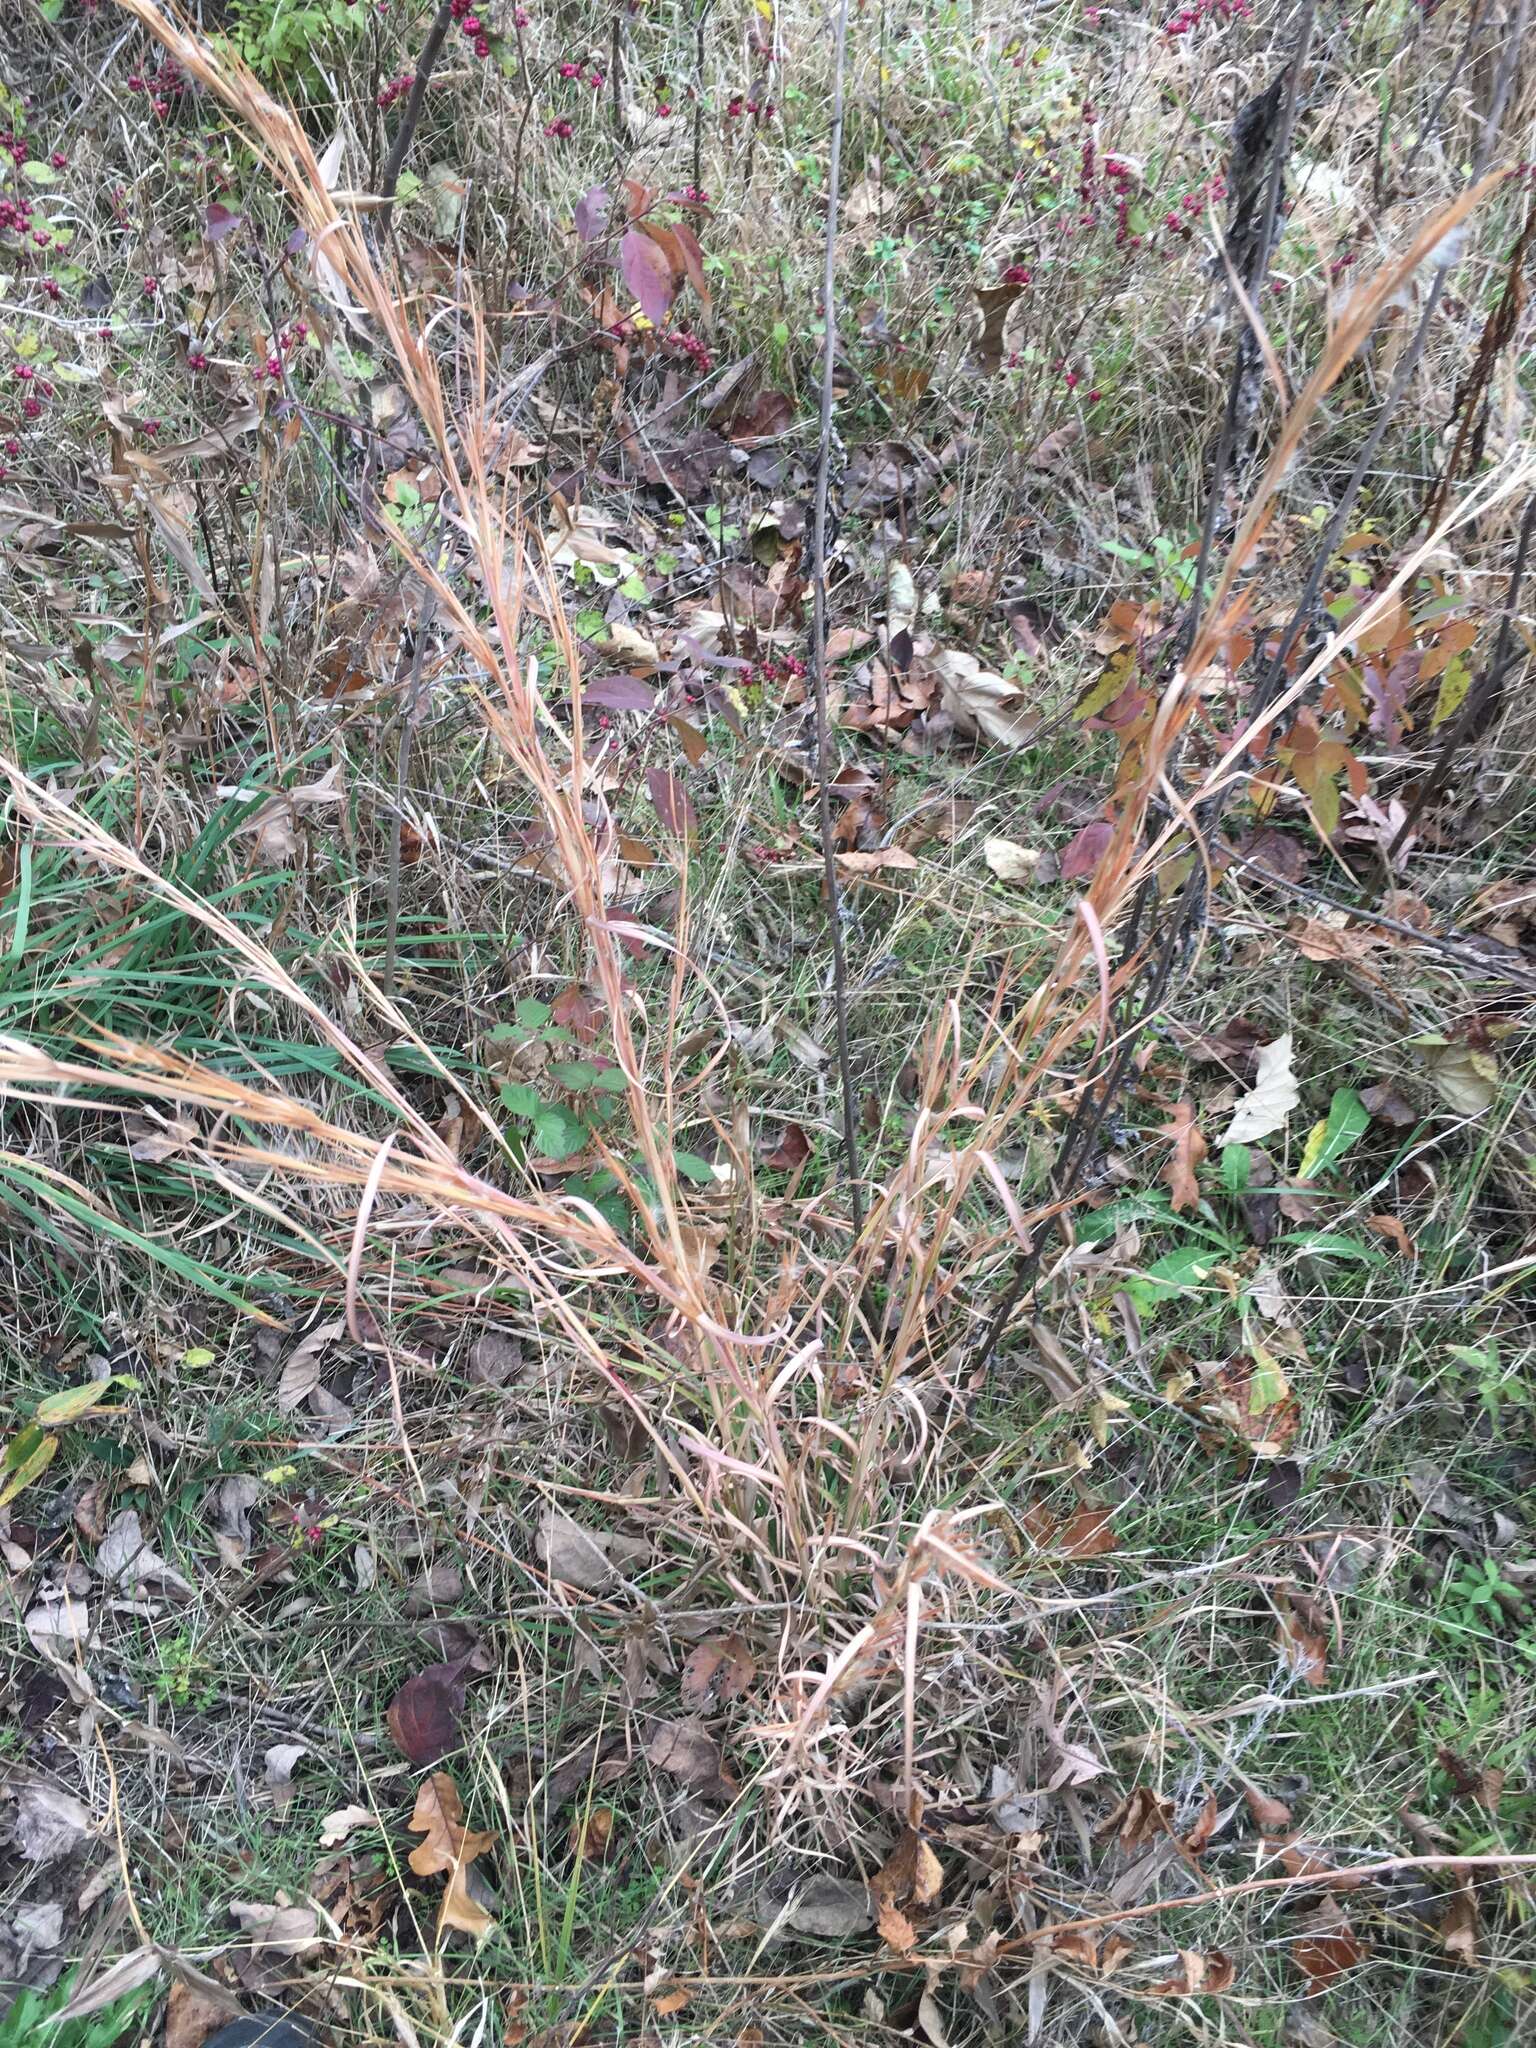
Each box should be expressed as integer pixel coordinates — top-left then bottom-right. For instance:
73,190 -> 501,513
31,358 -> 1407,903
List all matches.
407,1772 -> 496,1938
874,1828 -> 945,1911
877,1897 -> 919,1954
1439,1878 -> 1479,1966
1019,1502 -> 1118,1560
932,648 -> 1039,748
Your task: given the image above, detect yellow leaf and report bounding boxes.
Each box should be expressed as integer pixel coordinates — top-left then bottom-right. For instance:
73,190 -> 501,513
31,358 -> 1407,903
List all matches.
1,1428 -> 58,1505
1248,1339 -> 1291,1414
1431,656 -> 1470,730
1296,1117 -> 1329,1182
35,1381 -> 112,1426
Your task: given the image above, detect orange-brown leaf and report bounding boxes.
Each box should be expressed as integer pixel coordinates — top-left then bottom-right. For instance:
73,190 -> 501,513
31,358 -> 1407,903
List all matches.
1157,1099 -> 1207,1213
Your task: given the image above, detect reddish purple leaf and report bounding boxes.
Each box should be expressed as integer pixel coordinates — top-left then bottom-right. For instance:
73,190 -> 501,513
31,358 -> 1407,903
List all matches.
386,1661 -> 466,1765
667,220 -> 710,306
585,673 -> 656,712
574,184 -> 611,244
204,202 -> 244,242
764,1122 -> 811,1170
621,227 -> 674,327
1060,820 -> 1113,882
646,766 -> 697,838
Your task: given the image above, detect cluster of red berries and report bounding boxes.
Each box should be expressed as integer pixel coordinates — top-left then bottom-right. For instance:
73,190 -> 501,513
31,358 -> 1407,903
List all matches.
674,184 -> 708,205
1000,263 -> 1032,286
376,72 -> 415,109
724,93 -> 776,121
0,129 -> 48,248
738,653 -> 806,690
448,0 -> 493,59
1159,174 -> 1228,242
0,195 -> 43,245
1100,153 -> 1138,246
664,327 -> 713,373
1164,0 -> 1252,32
125,58 -> 188,117
544,117 -> 574,139
253,320 -> 308,382
9,360 -> 54,423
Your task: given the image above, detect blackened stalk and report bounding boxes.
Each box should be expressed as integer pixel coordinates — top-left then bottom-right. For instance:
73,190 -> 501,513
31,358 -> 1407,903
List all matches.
809,0 -> 864,1235
377,0 -> 455,233
972,3 -> 1317,1376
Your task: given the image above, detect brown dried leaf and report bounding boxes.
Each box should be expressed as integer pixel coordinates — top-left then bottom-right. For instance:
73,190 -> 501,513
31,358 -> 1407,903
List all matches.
1245,1783 -> 1293,1833
835,847 -> 920,876
763,1123 -> 811,1172
1157,1099 -> 1207,1214
647,1716 -> 733,1794
1277,1600 -> 1328,1688
680,1634 -> 755,1709
387,1662 -> 467,1765
1183,1789 -> 1220,1855
1020,1502 -> 1118,1560
228,1902 -> 320,1954
407,1772 -> 496,1936
1292,1905 -> 1366,1989
874,1828 -> 945,1910
1097,1785 -> 1173,1851
1147,1949 -> 1235,1996
567,1805 -> 615,1862
1439,1880 -> 1478,1966
932,648 -> 1038,749
877,1897 -> 918,1953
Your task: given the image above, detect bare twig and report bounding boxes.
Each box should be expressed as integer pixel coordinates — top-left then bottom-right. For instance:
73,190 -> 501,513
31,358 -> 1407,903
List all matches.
377,0 -> 455,232
808,0 -> 863,1235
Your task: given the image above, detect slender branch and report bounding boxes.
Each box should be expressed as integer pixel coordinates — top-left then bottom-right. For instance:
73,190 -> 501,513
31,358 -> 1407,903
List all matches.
377,0 -> 455,233
808,0 -> 864,1235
